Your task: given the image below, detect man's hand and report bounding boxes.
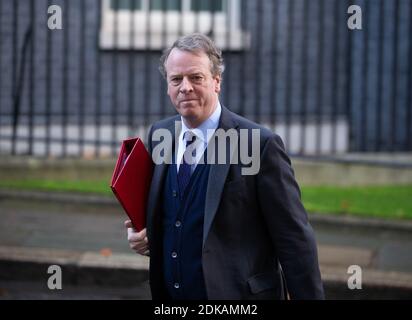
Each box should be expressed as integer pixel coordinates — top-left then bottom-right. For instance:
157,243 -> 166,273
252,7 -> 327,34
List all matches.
124,220 -> 150,256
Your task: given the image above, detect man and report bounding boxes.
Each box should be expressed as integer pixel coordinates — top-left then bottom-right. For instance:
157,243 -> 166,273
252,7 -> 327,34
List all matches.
125,33 -> 324,300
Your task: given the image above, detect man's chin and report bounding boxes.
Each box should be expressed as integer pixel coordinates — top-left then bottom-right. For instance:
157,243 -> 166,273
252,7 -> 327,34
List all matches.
177,104 -> 198,116
179,100 -> 199,109
178,110 -> 201,127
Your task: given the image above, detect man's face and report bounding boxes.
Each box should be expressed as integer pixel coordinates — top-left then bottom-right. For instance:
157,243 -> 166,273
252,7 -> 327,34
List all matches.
165,48 -> 221,128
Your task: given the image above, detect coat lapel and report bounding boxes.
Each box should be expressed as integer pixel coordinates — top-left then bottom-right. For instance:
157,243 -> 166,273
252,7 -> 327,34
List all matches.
203,107 -> 239,246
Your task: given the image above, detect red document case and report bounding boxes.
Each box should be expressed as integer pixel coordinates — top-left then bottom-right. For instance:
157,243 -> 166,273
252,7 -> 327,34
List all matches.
110,138 -> 154,232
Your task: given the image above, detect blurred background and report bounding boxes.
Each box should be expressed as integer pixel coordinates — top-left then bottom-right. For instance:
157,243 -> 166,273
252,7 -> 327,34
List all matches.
0,0 -> 411,299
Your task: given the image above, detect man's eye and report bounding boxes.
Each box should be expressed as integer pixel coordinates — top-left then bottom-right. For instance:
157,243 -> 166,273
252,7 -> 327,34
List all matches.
170,78 -> 182,85
192,76 -> 203,82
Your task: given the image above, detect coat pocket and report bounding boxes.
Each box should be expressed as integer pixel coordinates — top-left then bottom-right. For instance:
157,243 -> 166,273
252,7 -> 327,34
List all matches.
246,271 -> 285,299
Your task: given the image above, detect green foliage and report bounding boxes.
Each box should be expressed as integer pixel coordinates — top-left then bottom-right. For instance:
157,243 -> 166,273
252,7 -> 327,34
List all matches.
0,180 -> 411,220
300,185 -> 412,220
0,179 -> 112,196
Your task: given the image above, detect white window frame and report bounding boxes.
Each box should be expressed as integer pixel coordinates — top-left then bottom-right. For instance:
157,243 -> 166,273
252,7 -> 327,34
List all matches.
99,0 -> 250,50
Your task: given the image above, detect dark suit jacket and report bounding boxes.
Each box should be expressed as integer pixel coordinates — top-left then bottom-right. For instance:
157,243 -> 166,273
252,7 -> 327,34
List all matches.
146,106 -> 324,300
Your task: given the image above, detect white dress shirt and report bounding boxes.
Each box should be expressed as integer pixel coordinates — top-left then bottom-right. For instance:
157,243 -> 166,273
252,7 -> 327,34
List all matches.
176,102 -> 222,173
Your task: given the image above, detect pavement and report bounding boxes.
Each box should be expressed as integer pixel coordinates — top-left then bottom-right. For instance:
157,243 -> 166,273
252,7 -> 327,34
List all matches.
0,190 -> 412,300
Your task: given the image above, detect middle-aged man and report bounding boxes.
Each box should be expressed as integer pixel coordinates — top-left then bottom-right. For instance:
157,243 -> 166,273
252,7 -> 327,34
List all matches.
125,33 -> 324,300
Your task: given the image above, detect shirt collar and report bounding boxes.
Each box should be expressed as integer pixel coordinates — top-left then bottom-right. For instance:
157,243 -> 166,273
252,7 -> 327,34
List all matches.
180,101 -> 222,144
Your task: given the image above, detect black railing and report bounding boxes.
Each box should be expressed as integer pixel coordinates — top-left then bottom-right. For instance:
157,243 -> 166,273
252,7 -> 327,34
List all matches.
0,0 -> 411,158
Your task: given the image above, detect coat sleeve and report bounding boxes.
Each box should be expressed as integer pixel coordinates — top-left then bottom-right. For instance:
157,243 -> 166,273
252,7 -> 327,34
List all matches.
256,134 -> 325,299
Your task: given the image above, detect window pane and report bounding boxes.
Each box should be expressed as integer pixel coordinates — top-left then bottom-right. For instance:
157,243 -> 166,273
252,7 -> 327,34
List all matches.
191,0 -> 223,12
149,0 -> 182,11
110,0 -> 142,10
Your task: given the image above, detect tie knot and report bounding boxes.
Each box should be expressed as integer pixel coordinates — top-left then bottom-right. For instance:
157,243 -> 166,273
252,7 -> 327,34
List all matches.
184,131 -> 197,147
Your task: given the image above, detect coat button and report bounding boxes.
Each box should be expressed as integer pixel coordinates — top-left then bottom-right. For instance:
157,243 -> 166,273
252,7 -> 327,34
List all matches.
172,252 -> 178,258
175,221 -> 181,227
172,190 -> 178,197
174,283 -> 180,289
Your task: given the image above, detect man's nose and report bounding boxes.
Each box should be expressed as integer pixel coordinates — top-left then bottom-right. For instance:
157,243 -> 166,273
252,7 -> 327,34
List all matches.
179,77 -> 194,93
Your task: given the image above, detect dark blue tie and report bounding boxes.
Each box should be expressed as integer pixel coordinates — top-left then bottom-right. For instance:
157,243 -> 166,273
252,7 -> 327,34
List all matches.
177,132 -> 197,196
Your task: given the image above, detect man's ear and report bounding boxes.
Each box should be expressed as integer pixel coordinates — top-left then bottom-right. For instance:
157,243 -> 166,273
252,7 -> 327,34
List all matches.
214,75 -> 222,94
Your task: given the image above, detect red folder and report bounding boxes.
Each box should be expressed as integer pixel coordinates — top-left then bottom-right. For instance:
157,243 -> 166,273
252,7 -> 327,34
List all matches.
110,138 -> 153,232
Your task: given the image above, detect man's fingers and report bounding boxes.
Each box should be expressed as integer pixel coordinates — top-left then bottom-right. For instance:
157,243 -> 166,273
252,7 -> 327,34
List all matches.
124,220 -> 134,229
125,224 -> 149,256
130,242 -> 148,252
127,228 -> 147,242
130,241 -> 149,253
129,236 -> 148,246
129,235 -> 149,250
129,238 -> 148,251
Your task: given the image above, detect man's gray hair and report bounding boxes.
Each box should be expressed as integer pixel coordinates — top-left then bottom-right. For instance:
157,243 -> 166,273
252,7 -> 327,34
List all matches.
159,33 -> 225,79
